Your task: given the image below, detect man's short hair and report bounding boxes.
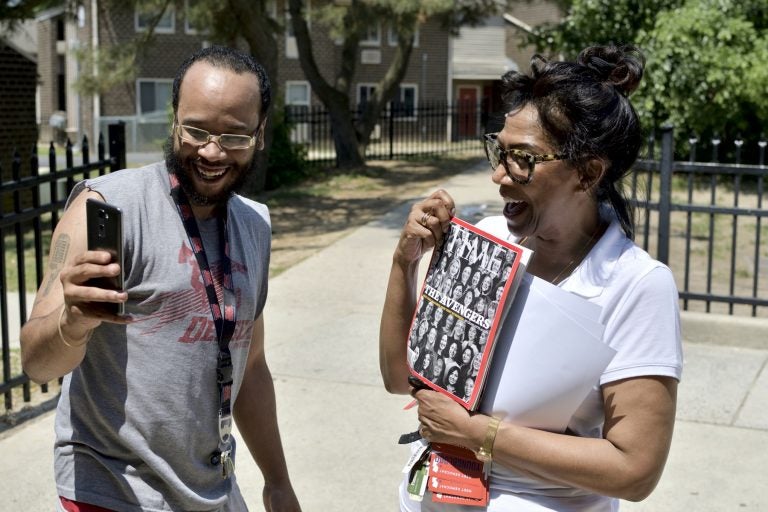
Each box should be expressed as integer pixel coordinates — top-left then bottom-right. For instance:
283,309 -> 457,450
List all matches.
172,45 -> 272,117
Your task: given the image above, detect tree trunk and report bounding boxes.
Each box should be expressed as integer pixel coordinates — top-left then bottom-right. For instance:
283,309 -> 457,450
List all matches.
227,0 -> 279,193
288,0 -> 366,169
328,105 -> 366,169
357,28 -> 415,149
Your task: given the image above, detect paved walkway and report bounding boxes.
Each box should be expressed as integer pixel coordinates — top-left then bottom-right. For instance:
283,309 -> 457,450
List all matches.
2,163 -> 767,511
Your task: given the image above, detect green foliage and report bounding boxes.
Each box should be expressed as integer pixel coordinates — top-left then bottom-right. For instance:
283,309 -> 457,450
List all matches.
313,0 -> 498,45
265,109 -> 310,190
533,0 -> 768,152
641,4 -> 765,138
73,43 -> 140,95
536,0 -> 683,58
0,0 -> 64,28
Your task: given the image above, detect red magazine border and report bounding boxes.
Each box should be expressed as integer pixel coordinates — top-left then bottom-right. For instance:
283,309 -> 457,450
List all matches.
407,216 -> 525,410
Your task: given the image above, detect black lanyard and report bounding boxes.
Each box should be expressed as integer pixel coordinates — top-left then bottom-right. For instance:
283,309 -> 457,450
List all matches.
169,173 -> 236,474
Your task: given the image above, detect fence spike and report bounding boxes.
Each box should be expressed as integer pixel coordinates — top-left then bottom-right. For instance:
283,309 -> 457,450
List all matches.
12,147 -> 21,180
82,134 -> 90,165
48,141 -> 56,173
688,131 -> 698,162
31,143 -> 39,177
66,138 -> 73,169
645,130 -> 656,158
711,133 -> 721,162
98,132 -> 105,161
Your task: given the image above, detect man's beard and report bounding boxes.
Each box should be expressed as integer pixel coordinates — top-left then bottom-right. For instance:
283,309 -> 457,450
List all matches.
163,137 -> 256,206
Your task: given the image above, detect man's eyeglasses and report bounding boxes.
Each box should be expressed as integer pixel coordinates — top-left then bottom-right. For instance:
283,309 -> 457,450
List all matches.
482,133 -> 564,185
175,123 -> 258,151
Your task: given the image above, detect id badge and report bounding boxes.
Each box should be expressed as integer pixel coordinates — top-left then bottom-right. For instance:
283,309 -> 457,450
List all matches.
429,446 -> 489,507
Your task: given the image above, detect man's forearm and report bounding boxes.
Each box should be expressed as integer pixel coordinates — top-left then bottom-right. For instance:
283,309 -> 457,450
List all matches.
20,306 -> 91,384
234,363 -> 292,484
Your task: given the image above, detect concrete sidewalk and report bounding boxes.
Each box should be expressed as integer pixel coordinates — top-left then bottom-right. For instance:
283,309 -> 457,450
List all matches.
2,163 -> 767,511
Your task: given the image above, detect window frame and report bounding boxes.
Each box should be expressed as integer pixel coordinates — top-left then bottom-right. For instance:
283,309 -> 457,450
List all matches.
285,80 -> 311,107
135,4 -> 175,34
136,79 -> 174,117
356,83 -> 419,121
388,25 -> 419,47
360,22 -> 381,47
390,83 -> 418,121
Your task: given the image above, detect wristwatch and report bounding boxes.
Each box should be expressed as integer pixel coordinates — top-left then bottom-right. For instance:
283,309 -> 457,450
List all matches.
475,416 -> 501,463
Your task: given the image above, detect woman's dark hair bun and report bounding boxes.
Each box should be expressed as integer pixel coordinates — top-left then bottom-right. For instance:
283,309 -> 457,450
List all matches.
577,45 -> 645,96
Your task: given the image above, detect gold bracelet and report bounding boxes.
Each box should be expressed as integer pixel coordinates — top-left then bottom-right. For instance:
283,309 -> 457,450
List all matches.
475,416 -> 501,463
57,304 -> 89,348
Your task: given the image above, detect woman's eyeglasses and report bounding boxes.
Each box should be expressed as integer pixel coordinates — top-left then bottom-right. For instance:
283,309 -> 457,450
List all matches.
175,123 -> 258,151
482,133 -> 564,185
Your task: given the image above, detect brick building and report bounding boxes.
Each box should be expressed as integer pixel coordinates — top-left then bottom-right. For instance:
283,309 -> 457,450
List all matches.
33,1 -> 562,153
0,38 -> 37,180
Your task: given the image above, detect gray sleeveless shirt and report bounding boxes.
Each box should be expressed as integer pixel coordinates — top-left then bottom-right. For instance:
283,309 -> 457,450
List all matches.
54,162 -> 271,511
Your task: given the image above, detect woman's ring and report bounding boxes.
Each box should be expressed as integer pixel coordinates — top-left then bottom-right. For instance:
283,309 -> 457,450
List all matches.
420,212 -> 431,227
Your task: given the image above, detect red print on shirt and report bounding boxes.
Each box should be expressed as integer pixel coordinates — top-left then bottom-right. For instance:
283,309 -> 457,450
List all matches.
135,243 -> 252,344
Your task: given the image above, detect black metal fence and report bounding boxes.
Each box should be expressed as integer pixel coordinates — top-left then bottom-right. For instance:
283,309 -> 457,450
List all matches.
0,123 -> 126,416
286,100 -> 493,165
630,125 -> 767,317
2,112 -> 767,417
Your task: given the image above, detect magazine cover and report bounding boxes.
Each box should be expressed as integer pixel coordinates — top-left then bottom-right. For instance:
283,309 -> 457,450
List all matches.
406,217 -> 529,410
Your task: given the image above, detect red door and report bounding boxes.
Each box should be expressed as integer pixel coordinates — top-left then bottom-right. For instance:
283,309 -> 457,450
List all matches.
457,88 -> 477,139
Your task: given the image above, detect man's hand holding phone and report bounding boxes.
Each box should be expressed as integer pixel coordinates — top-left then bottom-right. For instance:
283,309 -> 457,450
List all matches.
81,198 -> 127,317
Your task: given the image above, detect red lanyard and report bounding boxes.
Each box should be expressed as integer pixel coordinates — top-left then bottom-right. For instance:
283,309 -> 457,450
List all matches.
169,173 -> 236,476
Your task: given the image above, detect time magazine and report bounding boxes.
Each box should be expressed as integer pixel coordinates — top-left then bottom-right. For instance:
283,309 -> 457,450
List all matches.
406,217 -> 530,410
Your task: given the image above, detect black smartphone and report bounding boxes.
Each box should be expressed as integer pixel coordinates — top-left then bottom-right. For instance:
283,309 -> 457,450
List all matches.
86,198 -> 125,315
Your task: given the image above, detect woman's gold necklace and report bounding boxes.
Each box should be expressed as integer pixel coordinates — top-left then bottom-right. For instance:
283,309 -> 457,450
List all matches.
518,223 -> 604,285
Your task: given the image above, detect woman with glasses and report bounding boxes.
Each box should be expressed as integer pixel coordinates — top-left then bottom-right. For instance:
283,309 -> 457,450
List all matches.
380,45 -> 682,511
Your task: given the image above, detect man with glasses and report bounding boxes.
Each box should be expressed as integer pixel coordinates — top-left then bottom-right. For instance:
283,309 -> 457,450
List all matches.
21,46 -> 301,511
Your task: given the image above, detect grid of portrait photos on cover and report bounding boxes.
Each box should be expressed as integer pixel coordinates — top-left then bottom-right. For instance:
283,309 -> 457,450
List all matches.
409,222 -> 518,403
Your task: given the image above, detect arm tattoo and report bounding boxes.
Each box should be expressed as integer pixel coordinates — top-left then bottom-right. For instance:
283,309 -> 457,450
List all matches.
41,234 -> 70,296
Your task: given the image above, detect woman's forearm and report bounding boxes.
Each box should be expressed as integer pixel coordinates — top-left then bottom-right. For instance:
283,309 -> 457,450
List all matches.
379,257 -> 420,394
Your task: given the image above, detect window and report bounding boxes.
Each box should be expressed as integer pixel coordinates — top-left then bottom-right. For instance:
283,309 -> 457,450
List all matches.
391,84 -> 417,119
286,82 -> 310,106
285,81 -> 311,143
138,80 -> 173,115
356,83 -> 418,119
77,5 -> 86,28
388,25 -> 419,47
57,55 -> 66,111
136,5 -> 175,33
285,9 -> 297,59
56,17 -> 65,41
361,23 -> 381,46
357,84 -> 376,110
